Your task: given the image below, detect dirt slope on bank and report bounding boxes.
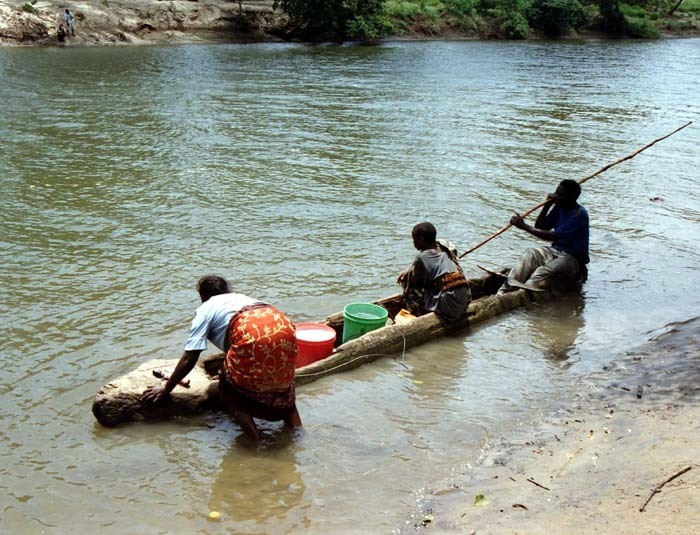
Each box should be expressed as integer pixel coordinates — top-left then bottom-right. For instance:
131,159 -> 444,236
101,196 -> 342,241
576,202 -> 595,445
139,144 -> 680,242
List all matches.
0,0 -> 285,46
408,318 -> 700,534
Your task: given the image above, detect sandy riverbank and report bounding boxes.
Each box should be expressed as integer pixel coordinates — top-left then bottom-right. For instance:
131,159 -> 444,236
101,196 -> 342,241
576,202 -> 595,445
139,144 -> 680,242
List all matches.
407,318 -> 699,534
0,0 -> 286,46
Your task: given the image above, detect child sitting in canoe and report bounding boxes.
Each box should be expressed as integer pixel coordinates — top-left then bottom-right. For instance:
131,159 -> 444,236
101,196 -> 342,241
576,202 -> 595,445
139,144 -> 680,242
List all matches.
397,222 -> 471,325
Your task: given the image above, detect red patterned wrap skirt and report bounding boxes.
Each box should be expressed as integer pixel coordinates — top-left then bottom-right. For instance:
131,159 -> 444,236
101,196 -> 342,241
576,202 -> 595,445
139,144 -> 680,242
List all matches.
221,304 -> 298,418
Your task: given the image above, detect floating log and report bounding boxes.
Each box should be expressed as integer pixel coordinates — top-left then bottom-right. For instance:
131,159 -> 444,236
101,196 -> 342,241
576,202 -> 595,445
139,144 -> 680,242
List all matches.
92,273 -> 539,427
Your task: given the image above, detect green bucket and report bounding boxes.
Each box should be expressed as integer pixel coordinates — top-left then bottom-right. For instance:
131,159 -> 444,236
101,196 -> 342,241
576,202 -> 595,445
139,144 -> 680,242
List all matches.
342,302 -> 389,343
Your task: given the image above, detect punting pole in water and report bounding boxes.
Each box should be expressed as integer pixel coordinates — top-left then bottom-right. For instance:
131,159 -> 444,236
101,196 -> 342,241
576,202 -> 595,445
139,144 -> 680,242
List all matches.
459,121 -> 694,258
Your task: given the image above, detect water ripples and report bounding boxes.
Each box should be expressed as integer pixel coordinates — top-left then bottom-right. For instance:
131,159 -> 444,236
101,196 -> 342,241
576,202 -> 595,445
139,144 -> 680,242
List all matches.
1,39 -> 699,533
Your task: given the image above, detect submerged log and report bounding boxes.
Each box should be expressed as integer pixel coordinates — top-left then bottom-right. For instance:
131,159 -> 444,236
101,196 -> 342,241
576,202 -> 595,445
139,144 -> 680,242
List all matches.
92,279 -> 538,427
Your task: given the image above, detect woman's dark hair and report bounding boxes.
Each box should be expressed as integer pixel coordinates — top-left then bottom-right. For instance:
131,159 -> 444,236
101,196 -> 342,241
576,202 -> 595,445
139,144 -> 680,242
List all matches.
197,275 -> 230,302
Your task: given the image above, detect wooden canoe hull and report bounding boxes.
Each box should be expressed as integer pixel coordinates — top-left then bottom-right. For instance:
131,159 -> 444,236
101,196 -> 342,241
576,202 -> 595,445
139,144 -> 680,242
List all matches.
92,273 -> 538,427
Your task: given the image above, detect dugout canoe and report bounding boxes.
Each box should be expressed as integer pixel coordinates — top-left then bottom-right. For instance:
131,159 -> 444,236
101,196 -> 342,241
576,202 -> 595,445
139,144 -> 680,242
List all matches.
92,271 -> 545,427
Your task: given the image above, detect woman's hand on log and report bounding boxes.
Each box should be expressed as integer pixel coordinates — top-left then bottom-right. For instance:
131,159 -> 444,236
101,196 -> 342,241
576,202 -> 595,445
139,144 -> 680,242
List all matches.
142,383 -> 170,404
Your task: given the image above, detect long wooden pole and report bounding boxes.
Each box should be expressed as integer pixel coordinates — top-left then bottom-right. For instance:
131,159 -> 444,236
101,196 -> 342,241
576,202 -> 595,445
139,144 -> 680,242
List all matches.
459,121 -> 693,258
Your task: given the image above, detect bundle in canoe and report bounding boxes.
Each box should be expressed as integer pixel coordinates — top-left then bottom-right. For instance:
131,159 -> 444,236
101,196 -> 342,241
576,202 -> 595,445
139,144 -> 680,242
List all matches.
92,271 -> 550,427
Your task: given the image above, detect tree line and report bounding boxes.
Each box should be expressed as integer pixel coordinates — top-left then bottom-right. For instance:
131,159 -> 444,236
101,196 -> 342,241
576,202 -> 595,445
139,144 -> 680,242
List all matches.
278,0 -> 696,41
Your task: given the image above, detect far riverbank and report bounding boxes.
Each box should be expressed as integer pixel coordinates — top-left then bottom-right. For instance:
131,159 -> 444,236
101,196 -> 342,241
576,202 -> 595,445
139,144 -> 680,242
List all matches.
2,0 -> 699,47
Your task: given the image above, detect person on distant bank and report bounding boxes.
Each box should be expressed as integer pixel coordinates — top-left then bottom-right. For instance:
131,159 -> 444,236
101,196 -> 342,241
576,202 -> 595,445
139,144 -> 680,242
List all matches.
57,24 -> 66,43
142,275 -> 301,444
501,179 -> 589,292
64,9 -> 75,36
397,222 -> 471,324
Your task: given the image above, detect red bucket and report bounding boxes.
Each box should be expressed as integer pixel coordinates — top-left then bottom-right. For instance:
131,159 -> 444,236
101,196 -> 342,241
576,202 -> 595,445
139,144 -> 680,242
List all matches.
295,322 -> 337,368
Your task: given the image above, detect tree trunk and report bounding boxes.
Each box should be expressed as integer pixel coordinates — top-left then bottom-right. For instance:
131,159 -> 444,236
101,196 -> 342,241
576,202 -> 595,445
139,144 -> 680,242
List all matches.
669,0 -> 685,16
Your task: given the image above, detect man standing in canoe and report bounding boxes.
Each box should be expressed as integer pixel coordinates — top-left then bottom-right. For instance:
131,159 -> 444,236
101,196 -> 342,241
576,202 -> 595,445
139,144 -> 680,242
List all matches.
397,222 -> 471,324
502,179 -> 589,291
142,275 -> 301,443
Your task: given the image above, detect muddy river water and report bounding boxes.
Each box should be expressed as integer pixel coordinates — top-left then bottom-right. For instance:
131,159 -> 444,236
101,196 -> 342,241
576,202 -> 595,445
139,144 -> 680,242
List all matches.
1,39 -> 699,533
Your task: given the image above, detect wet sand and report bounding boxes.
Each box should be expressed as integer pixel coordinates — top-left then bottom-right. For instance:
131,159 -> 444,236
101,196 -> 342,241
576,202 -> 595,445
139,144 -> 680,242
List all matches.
408,318 -> 700,534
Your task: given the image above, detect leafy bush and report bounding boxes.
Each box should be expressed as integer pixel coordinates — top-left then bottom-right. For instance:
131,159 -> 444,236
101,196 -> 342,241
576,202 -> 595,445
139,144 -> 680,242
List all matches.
625,15 -> 660,35
501,10 -> 531,36
665,18 -> 696,29
475,0 -> 533,37
347,12 -> 395,39
385,0 -> 442,19
597,0 -> 626,33
619,3 -> 647,17
383,0 -> 446,34
443,0 -> 478,16
679,0 -> 700,12
385,0 -> 425,19
282,0 -> 387,41
442,0 -> 478,28
22,2 -> 38,14
529,0 -> 587,36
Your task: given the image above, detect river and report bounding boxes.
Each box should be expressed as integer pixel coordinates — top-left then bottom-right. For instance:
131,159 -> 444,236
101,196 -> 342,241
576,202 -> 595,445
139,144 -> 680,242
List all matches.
1,39 -> 699,534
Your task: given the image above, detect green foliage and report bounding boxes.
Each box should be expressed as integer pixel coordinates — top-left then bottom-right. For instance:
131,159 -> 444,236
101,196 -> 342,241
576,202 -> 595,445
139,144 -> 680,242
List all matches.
283,0 -> 699,40
385,0 -> 426,19
679,0 -> 700,12
347,11 -> 396,39
644,0 -> 693,14
625,15 -> 661,34
384,0 -> 443,20
22,2 -> 38,14
442,0 -> 477,30
596,0 -> 626,33
443,0 -> 478,16
281,0 -> 388,41
529,0 -> 588,35
619,2 -> 663,36
620,3 -> 648,16
664,17 -> 698,28
443,0 -> 478,28
479,0 -> 532,38
501,11 -> 531,35
384,1 -> 449,33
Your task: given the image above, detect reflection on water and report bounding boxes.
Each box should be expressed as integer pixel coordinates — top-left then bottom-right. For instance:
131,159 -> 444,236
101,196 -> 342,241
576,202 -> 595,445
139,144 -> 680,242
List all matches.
1,39 -> 699,533
210,436 -> 306,526
529,292 -> 586,364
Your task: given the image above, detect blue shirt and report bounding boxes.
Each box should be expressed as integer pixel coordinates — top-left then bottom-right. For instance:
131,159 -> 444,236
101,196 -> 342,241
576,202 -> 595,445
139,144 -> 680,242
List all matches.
543,204 -> 590,264
184,293 -> 264,352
